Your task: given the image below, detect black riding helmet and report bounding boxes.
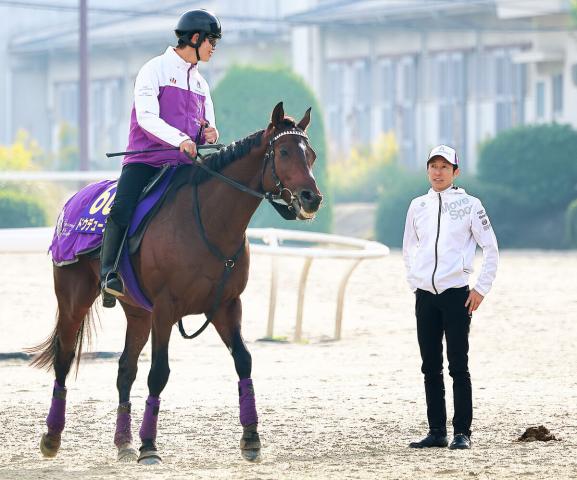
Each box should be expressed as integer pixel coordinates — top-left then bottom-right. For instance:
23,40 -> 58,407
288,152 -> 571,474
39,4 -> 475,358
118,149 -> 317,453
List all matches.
175,9 -> 221,46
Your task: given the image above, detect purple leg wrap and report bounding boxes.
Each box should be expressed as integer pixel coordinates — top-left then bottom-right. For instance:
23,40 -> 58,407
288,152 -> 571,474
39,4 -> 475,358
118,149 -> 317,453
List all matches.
238,378 -> 258,427
46,380 -> 66,435
139,395 -> 161,441
114,402 -> 133,447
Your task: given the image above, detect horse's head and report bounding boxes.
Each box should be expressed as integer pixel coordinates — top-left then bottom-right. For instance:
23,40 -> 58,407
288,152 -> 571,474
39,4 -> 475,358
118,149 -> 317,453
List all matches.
262,102 -> 323,220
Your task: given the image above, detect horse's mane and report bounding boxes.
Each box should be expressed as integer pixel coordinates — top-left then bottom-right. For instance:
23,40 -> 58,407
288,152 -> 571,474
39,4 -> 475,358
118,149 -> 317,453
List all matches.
171,117 -> 298,188
192,129 -> 265,186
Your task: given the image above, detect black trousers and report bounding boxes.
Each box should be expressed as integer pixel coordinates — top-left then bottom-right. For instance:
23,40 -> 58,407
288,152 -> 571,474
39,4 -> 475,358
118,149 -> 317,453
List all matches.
415,287 -> 472,436
109,163 -> 160,227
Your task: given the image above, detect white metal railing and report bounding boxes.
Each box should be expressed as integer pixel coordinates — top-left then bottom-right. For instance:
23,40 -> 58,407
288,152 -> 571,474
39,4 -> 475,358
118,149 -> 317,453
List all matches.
0,171 -> 120,181
0,227 -> 389,341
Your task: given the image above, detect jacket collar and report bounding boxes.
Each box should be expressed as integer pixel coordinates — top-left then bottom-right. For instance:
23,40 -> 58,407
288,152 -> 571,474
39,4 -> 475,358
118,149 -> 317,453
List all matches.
164,46 -> 198,70
428,185 -> 465,196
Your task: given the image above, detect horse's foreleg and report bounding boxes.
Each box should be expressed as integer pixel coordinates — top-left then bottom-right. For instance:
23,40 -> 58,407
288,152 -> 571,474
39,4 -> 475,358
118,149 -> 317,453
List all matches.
137,307 -> 173,465
115,302 -> 151,462
212,298 -> 261,462
41,261 -> 98,458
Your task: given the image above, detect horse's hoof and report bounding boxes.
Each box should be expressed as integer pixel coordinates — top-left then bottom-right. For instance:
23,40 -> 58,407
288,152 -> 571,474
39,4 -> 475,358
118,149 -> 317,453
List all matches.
240,427 -> 261,462
241,448 -> 262,463
117,443 -> 138,462
40,433 -> 61,458
138,449 -> 162,465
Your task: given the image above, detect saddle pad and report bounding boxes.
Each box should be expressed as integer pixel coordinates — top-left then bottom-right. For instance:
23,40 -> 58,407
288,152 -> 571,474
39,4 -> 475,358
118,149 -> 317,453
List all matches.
49,168 -> 177,311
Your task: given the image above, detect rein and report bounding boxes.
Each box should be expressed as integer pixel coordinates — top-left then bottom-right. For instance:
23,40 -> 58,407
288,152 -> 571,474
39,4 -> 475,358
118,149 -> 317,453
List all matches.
177,127 -> 309,339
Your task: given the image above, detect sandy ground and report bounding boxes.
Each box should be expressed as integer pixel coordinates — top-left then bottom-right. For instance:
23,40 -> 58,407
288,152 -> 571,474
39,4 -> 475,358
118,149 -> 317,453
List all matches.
0,250 -> 576,479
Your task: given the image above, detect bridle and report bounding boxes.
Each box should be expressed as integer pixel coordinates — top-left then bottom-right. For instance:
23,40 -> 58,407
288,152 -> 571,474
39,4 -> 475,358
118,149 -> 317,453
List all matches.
261,127 -> 310,219
191,125 -> 311,218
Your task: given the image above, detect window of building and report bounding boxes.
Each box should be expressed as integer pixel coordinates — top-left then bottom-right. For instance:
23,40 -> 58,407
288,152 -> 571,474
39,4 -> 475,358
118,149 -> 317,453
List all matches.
326,61 -> 344,147
494,49 -> 525,132
535,81 -> 545,119
552,73 -> 563,115
352,59 -> 371,145
90,78 -> 123,160
55,81 -> 79,127
398,56 -> 417,167
436,52 -> 466,161
377,58 -> 396,134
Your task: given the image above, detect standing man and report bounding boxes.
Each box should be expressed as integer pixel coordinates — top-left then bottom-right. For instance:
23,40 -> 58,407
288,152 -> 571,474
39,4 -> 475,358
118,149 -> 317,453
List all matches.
100,9 -> 221,308
403,145 -> 498,450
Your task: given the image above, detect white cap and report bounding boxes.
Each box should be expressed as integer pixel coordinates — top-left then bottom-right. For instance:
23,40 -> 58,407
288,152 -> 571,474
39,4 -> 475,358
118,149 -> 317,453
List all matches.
428,144 -> 459,167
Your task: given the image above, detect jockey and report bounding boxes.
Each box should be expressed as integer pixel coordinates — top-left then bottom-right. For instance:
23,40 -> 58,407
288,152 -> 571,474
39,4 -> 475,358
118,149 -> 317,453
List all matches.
100,9 -> 221,308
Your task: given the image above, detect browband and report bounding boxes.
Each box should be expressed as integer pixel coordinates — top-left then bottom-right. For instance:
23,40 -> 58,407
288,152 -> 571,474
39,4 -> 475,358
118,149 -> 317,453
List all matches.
269,128 -> 308,145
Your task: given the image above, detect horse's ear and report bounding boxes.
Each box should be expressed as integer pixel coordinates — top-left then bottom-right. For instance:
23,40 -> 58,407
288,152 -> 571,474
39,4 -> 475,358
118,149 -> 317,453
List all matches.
297,107 -> 312,131
271,102 -> 284,127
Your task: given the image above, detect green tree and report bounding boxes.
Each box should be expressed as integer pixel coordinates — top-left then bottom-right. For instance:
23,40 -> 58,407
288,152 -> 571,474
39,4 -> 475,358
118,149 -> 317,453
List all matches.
477,123 -> 577,214
212,65 -> 331,232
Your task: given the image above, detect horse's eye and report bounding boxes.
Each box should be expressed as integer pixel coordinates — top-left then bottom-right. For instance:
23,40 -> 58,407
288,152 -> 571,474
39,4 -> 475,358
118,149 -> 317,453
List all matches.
280,148 -> 288,157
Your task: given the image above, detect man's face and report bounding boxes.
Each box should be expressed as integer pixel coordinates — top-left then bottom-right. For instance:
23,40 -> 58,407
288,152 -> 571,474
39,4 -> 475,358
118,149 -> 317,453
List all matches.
192,33 -> 218,62
427,156 -> 459,192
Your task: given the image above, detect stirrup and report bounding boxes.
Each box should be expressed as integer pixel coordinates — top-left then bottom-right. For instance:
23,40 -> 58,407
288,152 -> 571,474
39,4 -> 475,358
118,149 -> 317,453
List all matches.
103,272 -> 125,297
102,290 -> 117,308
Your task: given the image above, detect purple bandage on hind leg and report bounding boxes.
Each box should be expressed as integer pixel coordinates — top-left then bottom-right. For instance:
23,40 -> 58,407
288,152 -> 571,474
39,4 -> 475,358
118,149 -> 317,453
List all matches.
114,402 -> 133,447
46,380 -> 67,435
139,395 -> 161,441
238,378 -> 258,427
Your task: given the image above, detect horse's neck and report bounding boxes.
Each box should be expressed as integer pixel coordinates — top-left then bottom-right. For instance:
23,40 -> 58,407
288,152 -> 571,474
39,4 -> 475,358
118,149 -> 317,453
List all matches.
196,144 -> 267,243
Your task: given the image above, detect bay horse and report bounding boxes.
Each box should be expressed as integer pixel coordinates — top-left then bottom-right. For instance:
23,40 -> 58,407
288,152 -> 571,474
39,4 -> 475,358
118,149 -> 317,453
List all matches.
29,102 -> 322,464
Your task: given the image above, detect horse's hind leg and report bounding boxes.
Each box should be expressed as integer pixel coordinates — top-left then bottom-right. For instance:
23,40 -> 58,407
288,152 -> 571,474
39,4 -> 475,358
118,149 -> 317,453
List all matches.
115,302 -> 151,462
36,258 -> 99,457
212,298 -> 261,462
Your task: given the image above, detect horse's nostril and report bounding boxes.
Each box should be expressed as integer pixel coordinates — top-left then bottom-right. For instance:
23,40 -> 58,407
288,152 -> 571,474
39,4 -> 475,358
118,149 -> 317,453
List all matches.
300,190 -> 313,201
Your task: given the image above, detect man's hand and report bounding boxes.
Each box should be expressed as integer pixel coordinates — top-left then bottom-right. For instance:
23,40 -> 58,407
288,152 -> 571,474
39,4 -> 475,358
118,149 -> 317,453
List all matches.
179,139 -> 197,157
204,125 -> 219,144
465,289 -> 484,314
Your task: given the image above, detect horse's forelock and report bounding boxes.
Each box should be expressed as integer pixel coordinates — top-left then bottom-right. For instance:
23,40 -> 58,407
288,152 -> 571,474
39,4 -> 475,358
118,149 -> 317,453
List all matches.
280,117 -> 296,128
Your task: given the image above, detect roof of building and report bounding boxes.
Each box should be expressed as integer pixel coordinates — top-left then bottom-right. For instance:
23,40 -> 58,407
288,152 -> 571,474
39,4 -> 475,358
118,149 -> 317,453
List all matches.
9,0 -> 288,54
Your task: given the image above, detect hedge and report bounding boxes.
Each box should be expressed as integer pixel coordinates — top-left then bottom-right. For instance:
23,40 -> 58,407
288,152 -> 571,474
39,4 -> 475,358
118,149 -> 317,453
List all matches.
0,189 -> 48,228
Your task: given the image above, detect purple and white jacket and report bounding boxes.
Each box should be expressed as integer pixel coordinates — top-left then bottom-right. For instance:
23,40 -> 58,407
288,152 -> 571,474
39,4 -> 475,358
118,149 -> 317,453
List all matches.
123,46 -> 217,167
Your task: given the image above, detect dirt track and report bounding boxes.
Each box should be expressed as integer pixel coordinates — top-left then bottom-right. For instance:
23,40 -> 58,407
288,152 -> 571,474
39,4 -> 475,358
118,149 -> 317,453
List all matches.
0,251 -> 576,479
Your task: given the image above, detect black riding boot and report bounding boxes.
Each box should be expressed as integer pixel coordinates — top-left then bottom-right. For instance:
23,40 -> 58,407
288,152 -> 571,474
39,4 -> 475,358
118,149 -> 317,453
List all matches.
100,218 -> 127,308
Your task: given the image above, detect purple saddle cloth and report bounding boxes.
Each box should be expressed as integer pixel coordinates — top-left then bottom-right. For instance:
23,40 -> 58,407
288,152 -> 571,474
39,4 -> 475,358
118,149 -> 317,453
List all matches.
49,168 -> 177,311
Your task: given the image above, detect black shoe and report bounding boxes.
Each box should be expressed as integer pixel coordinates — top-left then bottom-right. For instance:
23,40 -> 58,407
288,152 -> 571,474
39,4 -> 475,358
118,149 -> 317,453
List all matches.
100,218 -> 127,307
449,433 -> 471,450
409,432 -> 448,448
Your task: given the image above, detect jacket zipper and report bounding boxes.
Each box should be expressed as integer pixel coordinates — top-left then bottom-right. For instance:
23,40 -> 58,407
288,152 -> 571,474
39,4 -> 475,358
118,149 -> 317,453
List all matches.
431,192 -> 441,294
186,65 -> 192,135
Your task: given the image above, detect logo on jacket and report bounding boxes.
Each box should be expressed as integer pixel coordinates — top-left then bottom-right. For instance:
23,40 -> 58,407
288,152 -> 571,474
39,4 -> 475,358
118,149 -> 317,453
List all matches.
441,197 -> 471,220
197,80 -> 201,89
169,77 -> 176,84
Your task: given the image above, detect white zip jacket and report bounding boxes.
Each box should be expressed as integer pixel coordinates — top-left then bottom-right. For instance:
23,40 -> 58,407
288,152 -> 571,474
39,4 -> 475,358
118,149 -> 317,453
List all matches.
402,185 -> 499,296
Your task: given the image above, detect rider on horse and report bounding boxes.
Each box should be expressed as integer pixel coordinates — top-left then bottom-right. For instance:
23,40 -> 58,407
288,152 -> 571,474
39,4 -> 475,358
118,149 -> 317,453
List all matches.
100,9 -> 222,307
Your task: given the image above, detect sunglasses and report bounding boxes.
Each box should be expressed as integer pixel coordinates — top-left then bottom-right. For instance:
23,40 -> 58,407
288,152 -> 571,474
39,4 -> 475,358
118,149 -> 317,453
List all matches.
206,36 -> 218,47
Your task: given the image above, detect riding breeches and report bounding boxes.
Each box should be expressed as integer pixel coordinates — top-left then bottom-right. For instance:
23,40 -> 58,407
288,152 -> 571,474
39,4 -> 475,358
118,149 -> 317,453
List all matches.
109,163 -> 160,227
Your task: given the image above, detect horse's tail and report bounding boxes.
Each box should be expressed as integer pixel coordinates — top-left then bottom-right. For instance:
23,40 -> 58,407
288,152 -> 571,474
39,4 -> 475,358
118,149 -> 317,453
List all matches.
27,306 -> 98,375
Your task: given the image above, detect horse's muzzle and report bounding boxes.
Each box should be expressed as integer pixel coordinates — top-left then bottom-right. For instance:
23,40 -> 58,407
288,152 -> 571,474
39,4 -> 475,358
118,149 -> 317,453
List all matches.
296,189 -> 323,219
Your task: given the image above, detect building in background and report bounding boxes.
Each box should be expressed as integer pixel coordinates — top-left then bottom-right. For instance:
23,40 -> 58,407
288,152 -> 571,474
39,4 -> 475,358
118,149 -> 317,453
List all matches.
290,0 -> 576,171
2,0 -> 577,171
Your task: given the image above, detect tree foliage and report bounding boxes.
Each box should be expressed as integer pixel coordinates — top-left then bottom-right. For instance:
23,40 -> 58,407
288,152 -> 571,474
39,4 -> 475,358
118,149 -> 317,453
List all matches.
212,65 -> 331,232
